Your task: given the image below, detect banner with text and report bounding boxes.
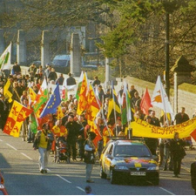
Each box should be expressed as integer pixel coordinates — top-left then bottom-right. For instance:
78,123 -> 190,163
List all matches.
131,118 -> 196,139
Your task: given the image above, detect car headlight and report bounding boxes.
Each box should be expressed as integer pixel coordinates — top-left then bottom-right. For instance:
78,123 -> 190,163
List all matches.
147,166 -> 159,171
115,165 -> 129,170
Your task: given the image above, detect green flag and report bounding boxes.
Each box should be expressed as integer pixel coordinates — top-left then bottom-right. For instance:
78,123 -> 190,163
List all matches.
0,43 -> 12,70
75,71 -> 84,100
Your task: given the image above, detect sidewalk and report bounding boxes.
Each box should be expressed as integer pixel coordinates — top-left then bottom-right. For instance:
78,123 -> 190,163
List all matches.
181,148 -> 195,172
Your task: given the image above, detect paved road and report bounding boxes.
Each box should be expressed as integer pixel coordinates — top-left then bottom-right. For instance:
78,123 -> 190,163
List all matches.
0,131 -> 194,195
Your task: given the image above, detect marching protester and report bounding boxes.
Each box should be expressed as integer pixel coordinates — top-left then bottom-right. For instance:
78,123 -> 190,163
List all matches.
66,73 -> 76,86
33,123 -> 54,174
170,132 -> 186,177
174,107 -> 189,125
65,114 -> 79,161
84,131 -> 96,183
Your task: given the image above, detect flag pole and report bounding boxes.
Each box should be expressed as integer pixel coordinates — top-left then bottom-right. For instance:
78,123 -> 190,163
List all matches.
159,77 -> 170,126
93,86 -> 110,136
111,81 -> 118,136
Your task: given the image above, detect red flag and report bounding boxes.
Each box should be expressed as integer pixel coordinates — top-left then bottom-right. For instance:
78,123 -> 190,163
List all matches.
140,88 -> 152,115
191,129 -> 196,142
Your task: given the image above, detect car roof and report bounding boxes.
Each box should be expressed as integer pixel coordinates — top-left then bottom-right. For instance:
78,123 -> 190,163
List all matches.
53,55 -> 70,60
111,140 -> 144,146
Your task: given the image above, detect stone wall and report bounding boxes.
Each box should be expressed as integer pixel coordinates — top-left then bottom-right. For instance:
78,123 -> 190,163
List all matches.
124,76 -> 195,119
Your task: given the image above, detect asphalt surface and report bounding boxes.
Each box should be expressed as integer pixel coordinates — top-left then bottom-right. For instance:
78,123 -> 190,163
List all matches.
0,130 -> 195,195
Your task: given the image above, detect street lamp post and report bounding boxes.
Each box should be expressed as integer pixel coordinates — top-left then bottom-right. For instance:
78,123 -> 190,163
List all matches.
165,11 -> 170,99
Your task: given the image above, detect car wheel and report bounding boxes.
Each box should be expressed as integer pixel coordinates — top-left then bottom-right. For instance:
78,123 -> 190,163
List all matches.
151,178 -> 159,185
109,169 -> 117,184
100,166 -> 107,179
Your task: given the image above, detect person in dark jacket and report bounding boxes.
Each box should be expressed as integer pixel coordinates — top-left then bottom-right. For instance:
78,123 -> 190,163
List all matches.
174,107 -> 189,125
0,94 -> 8,130
66,73 -> 76,86
92,76 -> 101,87
47,68 -> 57,82
56,73 -> 64,85
65,115 -> 79,161
12,62 -> 21,75
145,116 -> 158,155
170,132 -> 186,177
77,115 -> 87,161
191,159 -> 196,194
84,132 -> 96,183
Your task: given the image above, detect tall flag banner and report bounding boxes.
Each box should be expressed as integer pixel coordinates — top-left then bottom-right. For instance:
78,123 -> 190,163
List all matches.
75,71 -> 84,101
56,106 -> 64,120
40,84 -> 61,118
140,88 -> 152,115
125,85 -> 132,122
61,88 -> 68,102
33,79 -> 48,114
86,84 -> 100,126
107,84 -> 121,120
0,43 -> 12,70
121,82 -> 132,125
151,76 -> 174,120
29,112 -> 38,134
3,101 -> 32,137
3,79 -> 13,103
29,87 -> 37,106
77,72 -> 88,115
121,92 -> 127,125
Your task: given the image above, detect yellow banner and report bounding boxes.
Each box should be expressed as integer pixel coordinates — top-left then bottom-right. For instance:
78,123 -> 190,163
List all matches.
131,118 -> 196,139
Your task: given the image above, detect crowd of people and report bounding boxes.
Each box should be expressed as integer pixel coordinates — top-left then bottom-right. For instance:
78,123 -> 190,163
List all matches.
0,62 -> 195,183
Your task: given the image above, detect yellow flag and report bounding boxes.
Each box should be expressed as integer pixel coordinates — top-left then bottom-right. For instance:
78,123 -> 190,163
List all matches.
56,106 -> 64,120
131,118 -> 196,139
86,85 -> 100,126
4,79 -> 13,103
29,87 -> 37,105
3,101 -> 32,137
77,73 -> 88,115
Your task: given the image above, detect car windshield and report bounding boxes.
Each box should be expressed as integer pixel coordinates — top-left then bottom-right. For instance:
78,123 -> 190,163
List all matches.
114,145 -> 151,157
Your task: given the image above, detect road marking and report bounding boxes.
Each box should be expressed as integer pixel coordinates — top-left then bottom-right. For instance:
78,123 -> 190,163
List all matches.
56,174 -> 72,183
21,153 -> 33,160
6,143 -> 17,151
76,186 -> 85,192
159,187 -> 175,195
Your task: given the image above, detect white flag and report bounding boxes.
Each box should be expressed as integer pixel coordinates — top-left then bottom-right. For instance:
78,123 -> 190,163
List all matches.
0,43 -> 12,70
151,76 -> 174,120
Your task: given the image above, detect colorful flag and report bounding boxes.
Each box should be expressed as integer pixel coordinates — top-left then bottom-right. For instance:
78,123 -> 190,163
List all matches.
77,72 -> 88,115
56,106 -> 64,120
75,71 -> 84,101
151,76 -> 174,120
86,84 -> 100,126
107,87 -> 121,120
3,101 -> 32,137
120,82 -> 132,125
52,125 -> 67,137
29,112 -> 38,134
28,87 -> 37,106
3,79 -> 13,103
33,79 -> 48,114
140,88 -> 152,115
61,88 -> 68,102
40,84 -> 61,118
0,43 -> 12,70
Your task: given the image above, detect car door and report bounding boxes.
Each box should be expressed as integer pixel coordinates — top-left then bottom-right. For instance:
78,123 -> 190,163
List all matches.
104,144 -> 114,176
